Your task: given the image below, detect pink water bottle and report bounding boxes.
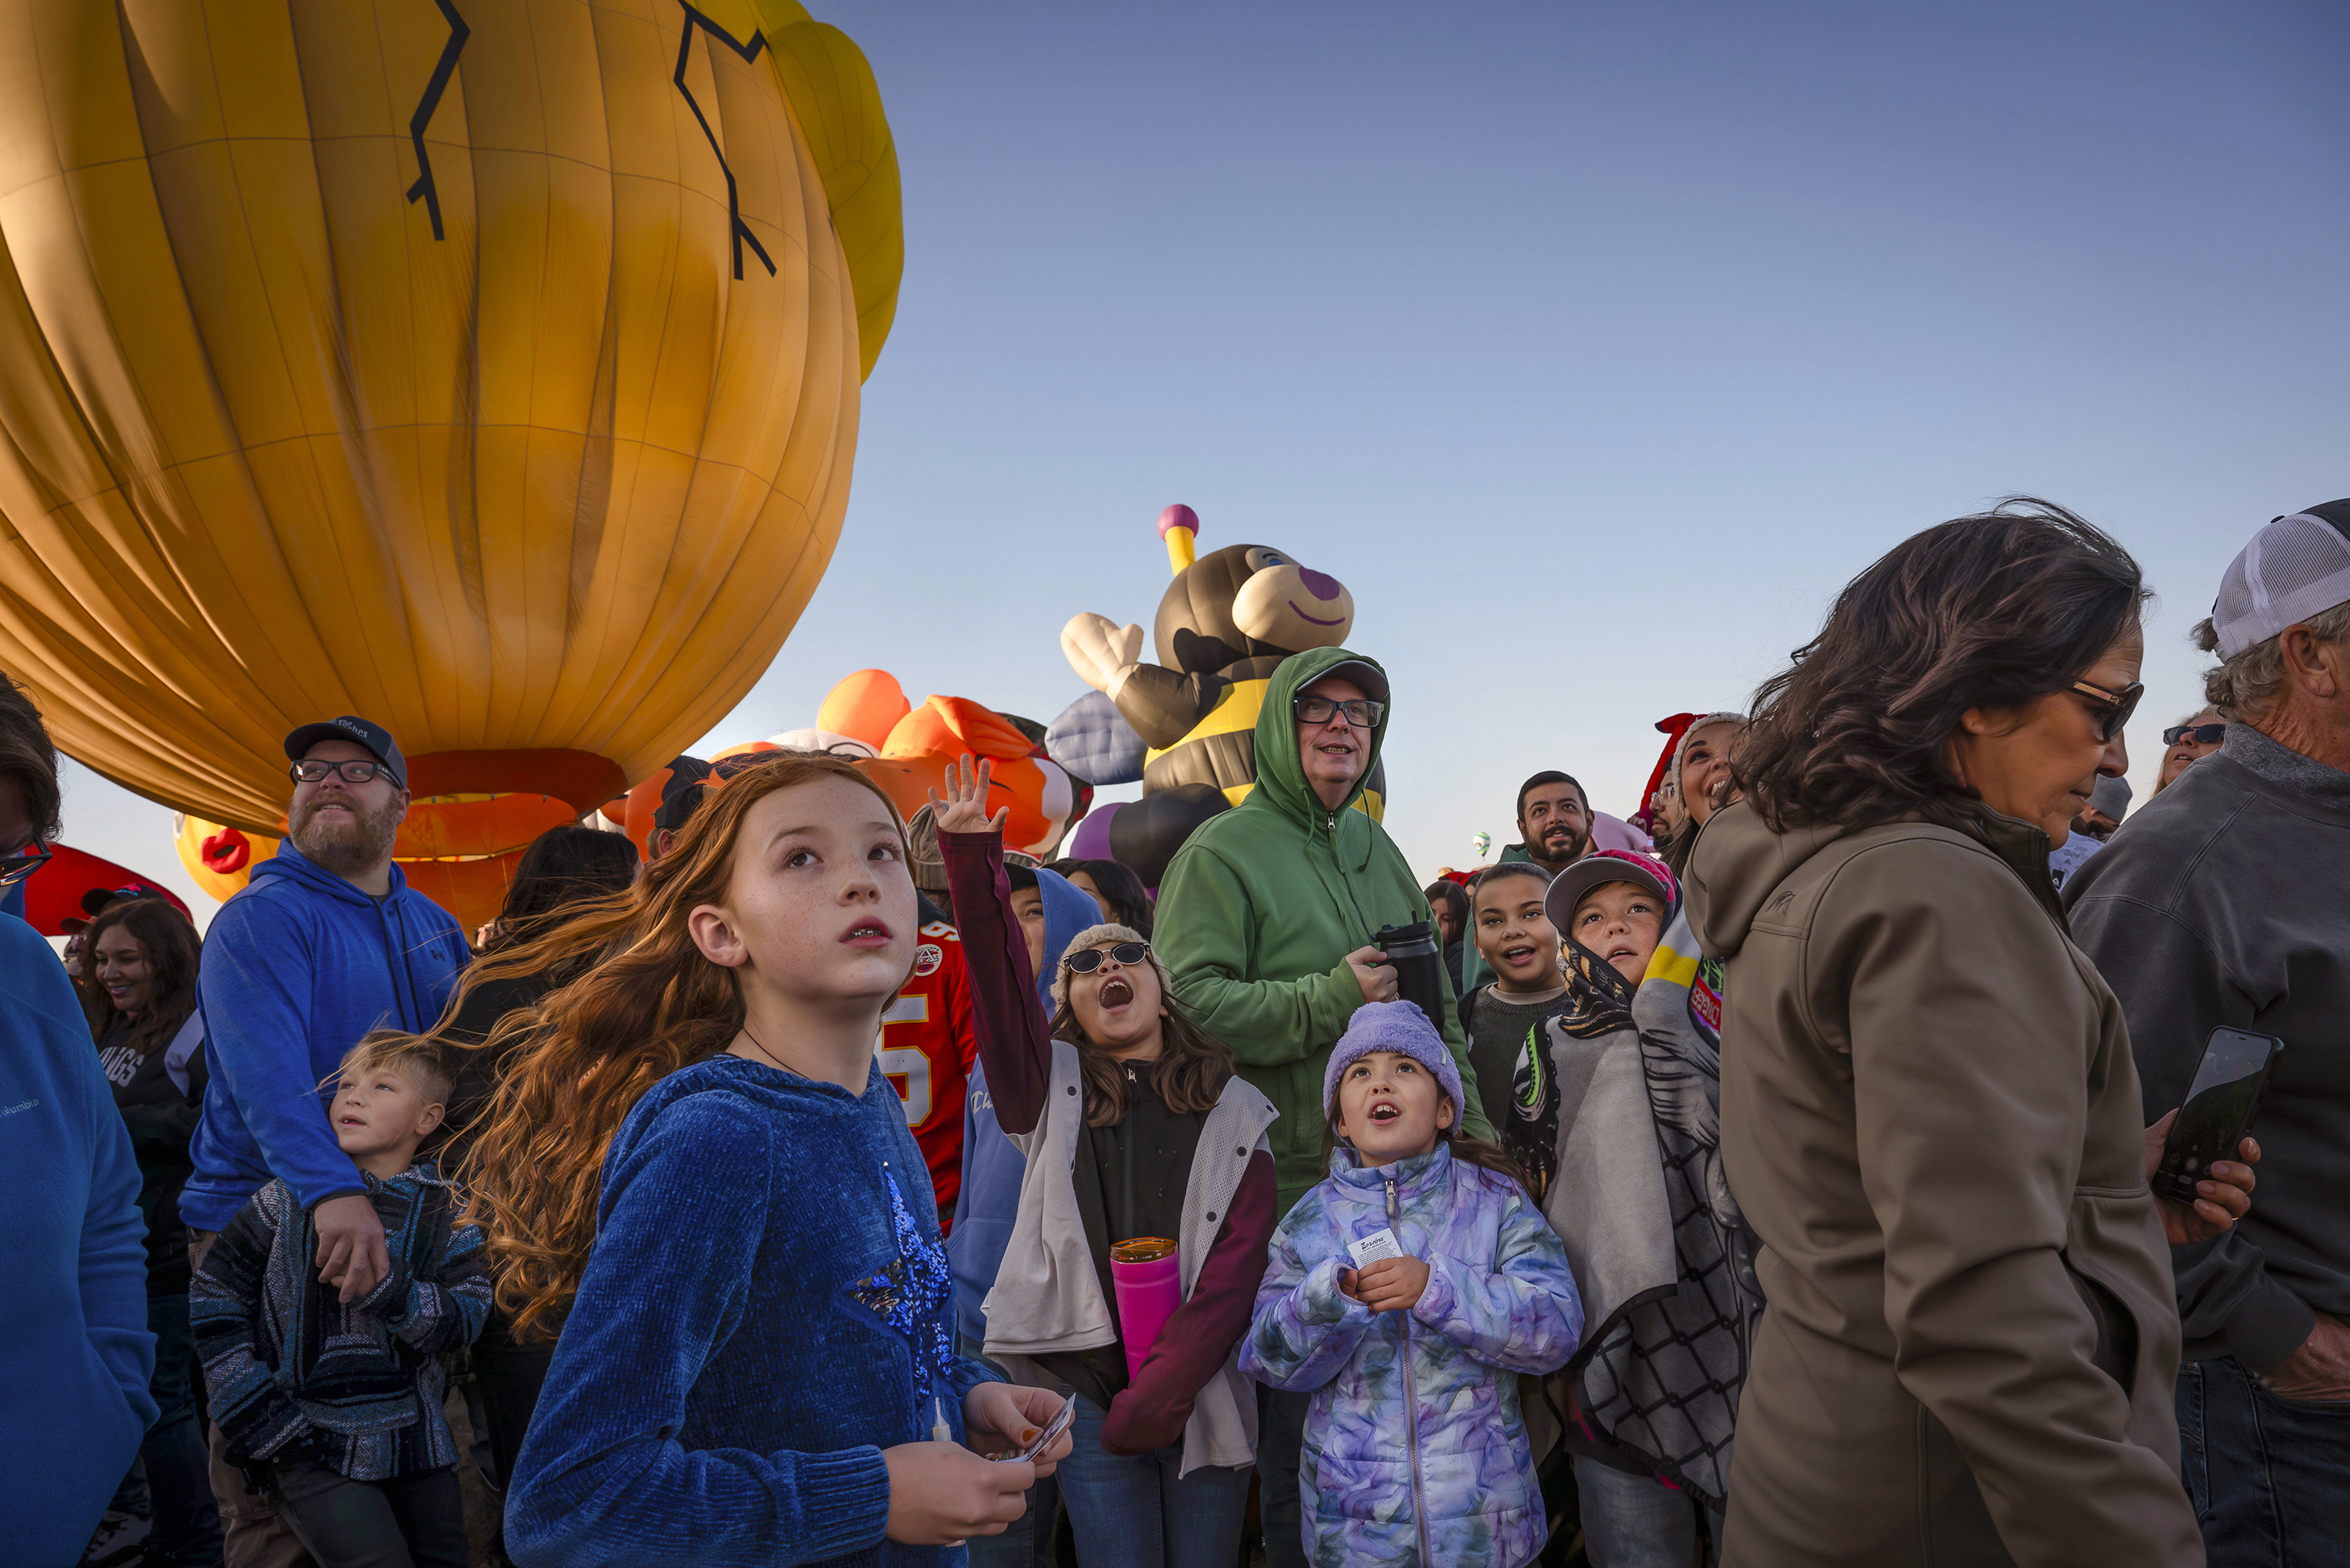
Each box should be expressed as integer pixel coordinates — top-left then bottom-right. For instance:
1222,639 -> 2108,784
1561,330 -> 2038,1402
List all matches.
1109,1237 -> 1181,1381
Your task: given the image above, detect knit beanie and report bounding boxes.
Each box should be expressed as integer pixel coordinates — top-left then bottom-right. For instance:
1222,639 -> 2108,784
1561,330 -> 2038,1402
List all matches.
1665,712 -> 1748,807
1047,923 -> 1160,1013
1321,999 -> 1465,1124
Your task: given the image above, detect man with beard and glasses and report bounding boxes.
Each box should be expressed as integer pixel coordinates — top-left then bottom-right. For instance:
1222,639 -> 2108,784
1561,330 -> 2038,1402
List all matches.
183,716 -> 465,1568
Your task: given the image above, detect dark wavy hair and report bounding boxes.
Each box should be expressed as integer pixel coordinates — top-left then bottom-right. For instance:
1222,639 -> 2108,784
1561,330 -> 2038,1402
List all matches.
81,898 -> 202,1055
1072,858 -> 1155,938
1734,499 -> 2147,835
481,824 -> 641,954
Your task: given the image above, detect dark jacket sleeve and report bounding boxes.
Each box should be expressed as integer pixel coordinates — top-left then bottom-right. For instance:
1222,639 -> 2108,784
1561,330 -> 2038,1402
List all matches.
939,829 -> 1052,1136
373,1220 -> 494,1357
1101,1150 -> 1277,1455
2066,889 -> 2317,1369
190,1190 -> 310,1462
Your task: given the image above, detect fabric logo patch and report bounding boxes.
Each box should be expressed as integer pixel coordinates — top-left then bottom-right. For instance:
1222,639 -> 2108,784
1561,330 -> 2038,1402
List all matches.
912,944 -> 942,977
1690,962 -> 1724,1035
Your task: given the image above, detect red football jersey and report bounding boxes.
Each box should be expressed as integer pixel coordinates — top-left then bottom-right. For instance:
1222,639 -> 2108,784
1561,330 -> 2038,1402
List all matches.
877,920 -> 978,1228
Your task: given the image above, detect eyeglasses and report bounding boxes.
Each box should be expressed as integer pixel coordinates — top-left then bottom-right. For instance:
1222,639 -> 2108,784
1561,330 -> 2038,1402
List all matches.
2069,679 -> 2144,743
1063,941 -> 1150,974
0,843 -> 51,891
2163,722 -> 2226,747
1293,695 -> 1385,728
290,759 -> 392,785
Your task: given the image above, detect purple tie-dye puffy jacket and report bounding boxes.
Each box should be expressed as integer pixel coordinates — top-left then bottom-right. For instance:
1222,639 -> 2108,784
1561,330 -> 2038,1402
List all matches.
1240,1143 -> 1583,1568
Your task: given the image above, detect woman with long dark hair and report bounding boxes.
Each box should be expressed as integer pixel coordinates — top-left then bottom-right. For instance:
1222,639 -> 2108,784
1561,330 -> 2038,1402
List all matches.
465,754 -> 1067,1562
83,898 -> 223,1566
1686,500 -> 2254,1566
428,823 -> 638,1564
938,759 -> 1276,1568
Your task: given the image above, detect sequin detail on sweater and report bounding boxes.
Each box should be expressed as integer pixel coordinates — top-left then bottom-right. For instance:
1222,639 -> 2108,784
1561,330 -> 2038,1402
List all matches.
849,1166 -> 959,1418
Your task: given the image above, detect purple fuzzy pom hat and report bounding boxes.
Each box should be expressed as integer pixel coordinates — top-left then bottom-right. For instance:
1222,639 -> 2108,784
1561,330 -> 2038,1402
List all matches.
1322,999 -> 1465,1122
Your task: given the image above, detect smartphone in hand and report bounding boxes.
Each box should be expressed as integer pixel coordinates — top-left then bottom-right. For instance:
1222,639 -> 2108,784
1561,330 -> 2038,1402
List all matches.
2153,1025 -> 2283,1205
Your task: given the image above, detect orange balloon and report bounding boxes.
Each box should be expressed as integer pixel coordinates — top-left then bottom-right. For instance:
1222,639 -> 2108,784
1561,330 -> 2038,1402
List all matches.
819,670 -> 913,750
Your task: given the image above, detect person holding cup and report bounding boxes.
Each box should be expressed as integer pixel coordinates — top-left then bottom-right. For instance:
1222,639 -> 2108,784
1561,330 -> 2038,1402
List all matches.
936,758 -> 1278,1568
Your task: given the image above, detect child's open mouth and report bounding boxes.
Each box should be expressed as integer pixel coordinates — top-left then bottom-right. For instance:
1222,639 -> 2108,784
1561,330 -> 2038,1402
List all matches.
1502,944 -> 1536,965
1367,1100 -> 1400,1123
1099,975 -> 1134,1007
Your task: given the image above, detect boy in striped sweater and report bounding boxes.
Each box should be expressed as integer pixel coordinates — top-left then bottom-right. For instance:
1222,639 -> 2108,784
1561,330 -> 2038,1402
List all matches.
191,1031 -> 490,1567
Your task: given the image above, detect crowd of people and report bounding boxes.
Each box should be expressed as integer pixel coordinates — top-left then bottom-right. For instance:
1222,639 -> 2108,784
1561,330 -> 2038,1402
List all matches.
2,493 -> 2344,1568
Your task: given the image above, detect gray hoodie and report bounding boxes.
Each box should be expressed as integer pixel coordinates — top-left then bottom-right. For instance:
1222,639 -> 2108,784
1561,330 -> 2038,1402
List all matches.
2066,721 -> 2350,1370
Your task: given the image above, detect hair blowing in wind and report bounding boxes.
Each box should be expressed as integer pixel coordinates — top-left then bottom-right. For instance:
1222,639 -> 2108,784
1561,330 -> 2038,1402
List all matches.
448,753 -> 911,1342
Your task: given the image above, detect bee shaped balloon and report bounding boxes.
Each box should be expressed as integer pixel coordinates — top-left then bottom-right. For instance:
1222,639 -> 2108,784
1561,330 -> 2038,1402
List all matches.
1061,505 -> 1376,883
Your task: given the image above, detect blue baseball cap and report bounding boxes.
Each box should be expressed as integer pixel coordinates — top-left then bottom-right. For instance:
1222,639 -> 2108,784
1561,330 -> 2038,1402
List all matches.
284,716 -> 407,790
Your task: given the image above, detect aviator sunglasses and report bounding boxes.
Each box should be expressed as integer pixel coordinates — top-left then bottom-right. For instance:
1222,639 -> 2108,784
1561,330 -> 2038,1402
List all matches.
1063,941 -> 1151,974
2163,722 -> 2226,748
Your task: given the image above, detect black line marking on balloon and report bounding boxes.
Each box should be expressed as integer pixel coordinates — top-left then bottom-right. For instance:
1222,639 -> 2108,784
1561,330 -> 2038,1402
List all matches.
405,0 -> 471,240
674,2 -> 776,280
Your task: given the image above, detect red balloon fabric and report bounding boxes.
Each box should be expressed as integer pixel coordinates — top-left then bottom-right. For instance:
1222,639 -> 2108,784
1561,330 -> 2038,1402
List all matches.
20,844 -> 191,937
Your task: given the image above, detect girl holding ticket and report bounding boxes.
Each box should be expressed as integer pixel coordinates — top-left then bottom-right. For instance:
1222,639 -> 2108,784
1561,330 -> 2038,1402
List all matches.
1241,1001 -> 1583,1568
932,758 -> 1278,1568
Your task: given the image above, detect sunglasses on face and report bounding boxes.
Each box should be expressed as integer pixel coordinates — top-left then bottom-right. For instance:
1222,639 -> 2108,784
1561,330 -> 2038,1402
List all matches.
0,843 -> 51,890
290,759 -> 393,785
2069,679 -> 2145,744
2164,723 -> 2226,747
1293,695 -> 1384,728
1063,941 -> 1150,974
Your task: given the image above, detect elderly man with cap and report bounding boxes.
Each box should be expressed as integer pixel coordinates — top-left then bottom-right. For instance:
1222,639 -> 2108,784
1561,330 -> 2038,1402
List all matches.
2067,500 -> 2350,1566
2047,773 -> 2131,890
1153,646 -> 1489,1568
183,717 -> 466,1566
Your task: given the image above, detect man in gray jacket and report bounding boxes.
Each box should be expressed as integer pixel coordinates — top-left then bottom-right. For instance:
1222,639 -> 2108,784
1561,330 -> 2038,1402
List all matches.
2068,500 -> 2350,1567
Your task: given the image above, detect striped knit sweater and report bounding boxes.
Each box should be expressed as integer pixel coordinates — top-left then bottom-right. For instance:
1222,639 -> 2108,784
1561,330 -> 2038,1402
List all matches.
190,1163 -> 490,1479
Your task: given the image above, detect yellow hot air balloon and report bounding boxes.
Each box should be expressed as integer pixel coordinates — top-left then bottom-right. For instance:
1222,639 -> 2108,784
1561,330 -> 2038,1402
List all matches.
0,0 -> 902,897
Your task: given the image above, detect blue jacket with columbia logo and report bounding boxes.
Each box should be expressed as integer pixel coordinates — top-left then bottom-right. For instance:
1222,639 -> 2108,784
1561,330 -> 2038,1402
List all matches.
184,841 -> 466,1233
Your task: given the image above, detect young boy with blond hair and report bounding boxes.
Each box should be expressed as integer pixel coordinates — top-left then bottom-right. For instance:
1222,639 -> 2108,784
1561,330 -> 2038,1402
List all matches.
190,1031 -> 490,1567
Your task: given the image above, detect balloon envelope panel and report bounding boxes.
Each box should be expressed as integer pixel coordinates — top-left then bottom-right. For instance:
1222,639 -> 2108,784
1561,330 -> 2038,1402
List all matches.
1047,690 -> 1147,786
0,0 -> 884,845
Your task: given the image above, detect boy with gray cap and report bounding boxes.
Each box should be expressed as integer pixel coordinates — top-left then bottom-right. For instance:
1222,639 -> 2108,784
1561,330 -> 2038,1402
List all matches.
2067,500 -> 2350,1566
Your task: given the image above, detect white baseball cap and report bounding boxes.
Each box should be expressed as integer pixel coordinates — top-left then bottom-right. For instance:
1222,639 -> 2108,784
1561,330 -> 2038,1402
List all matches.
2210,501 -> 2350,659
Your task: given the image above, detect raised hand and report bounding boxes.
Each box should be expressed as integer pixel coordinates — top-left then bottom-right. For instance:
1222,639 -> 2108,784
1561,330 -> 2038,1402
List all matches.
927,754 -> 1008,838
1061,612 -> 1144,695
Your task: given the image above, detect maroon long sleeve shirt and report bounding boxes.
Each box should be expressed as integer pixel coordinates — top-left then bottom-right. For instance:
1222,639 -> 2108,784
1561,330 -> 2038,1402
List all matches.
941,829 -> 1276,1454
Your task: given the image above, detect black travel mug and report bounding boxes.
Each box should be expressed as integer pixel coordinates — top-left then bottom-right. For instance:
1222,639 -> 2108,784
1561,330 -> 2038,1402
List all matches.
1372,920 -> 1447,1032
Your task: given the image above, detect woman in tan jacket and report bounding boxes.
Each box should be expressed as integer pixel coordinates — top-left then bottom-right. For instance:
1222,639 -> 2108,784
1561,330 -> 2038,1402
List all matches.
1685,500 -> 2255,1568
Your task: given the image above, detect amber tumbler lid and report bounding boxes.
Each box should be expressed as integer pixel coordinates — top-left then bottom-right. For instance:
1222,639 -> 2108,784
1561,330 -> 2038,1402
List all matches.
1111,1236 -> 1177,1263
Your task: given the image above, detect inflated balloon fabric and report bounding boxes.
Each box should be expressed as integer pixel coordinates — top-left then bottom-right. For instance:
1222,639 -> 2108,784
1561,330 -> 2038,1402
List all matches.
0,0 -> 899,839
1046,690 -> 1147,786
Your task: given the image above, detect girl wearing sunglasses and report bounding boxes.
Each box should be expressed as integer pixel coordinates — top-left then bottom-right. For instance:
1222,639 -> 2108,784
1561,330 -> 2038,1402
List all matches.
2156,706 -> 2227,793
934,758 -> 1278,1568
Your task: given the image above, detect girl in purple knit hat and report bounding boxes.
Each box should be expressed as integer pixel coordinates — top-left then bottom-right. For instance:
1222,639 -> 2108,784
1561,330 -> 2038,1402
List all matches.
1239,1001 -> 1583,1567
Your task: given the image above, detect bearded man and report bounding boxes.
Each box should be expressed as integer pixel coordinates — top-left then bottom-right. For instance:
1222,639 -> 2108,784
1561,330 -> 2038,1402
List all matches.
182,717 -> 465,1565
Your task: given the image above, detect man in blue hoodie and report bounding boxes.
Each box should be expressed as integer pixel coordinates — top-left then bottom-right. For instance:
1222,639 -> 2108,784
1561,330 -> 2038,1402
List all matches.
184,716 -> 465,1563
0,672 -> 157,1567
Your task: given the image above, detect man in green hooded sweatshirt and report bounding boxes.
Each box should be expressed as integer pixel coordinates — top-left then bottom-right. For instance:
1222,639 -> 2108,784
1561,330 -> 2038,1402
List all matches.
1154,646 -> 1491,1568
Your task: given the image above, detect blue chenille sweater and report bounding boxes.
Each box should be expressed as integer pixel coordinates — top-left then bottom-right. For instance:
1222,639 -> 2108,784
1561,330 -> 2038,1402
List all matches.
184,840 -> 466,1231
0,913 -> 157,1567
506,1053 -> 1004,1568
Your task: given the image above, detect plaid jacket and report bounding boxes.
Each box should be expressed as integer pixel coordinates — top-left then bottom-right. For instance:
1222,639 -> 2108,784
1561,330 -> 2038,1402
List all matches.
191,1163 -> 490,1479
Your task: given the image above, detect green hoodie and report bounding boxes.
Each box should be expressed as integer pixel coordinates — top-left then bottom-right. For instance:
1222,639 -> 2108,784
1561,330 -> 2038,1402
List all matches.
1153,646 -> 1492,1216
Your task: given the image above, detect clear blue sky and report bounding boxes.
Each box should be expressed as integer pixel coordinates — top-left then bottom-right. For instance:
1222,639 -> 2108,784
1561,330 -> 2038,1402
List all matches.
56,0 -> 2350,923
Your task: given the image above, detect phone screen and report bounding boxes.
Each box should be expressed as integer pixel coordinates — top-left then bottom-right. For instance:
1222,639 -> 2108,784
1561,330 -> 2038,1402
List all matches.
2161,1027 -> 2281,1187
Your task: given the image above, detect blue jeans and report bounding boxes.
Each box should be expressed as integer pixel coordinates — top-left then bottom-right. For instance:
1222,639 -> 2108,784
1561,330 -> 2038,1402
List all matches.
1058,1393 -> 1251,1568
125,1292 -> 226,1567
2180,1357 -> 2350,1568
958,1334 -> 1059,1568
